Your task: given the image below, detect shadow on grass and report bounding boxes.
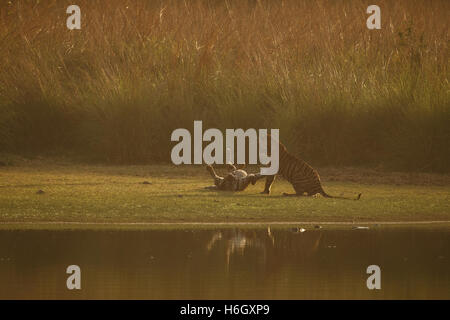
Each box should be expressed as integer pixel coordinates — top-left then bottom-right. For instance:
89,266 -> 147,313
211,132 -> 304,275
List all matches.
161,188 -> 296,199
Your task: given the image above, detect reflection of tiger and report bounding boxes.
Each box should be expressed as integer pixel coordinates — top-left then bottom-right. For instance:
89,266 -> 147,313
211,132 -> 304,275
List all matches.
206,164 -> 263,191
262,137 -> 361,200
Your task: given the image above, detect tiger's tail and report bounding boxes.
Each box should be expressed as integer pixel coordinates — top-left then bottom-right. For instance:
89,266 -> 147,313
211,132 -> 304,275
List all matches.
320,188 -> 362,200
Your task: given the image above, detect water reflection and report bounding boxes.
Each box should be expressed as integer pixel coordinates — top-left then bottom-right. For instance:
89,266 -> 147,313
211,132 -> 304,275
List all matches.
206,228 -> 323,273
0,226 -> 448,299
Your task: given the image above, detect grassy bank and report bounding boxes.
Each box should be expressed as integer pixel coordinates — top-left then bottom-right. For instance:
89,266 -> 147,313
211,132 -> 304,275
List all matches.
0,0 -> 449,171
0,163 -> 449,223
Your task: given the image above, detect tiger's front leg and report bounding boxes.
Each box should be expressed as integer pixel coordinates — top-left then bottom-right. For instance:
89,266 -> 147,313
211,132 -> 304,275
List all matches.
261,175 -> 276,194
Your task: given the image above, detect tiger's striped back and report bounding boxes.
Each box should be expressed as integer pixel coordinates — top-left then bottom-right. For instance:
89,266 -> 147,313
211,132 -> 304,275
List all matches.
278,146 -> 324,196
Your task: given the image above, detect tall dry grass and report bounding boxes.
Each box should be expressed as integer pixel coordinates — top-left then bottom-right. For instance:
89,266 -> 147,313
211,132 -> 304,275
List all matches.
0,0 -> 449,171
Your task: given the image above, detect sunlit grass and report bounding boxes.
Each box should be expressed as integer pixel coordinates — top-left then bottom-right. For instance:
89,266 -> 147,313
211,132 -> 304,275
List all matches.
0,164 -> 449,223
0,0 -> 449,171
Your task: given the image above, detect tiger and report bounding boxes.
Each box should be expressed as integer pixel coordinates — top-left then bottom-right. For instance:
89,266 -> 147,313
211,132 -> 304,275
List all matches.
206,164 -> 264,191
261,136 -> 362,200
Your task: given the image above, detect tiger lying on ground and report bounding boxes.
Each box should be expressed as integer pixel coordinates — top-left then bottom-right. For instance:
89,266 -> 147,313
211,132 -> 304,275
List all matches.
206,164 -> 264,191
262,136 -> 362,200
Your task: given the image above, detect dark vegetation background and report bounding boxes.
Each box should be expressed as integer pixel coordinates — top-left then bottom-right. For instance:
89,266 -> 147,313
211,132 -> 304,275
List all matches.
0,0 -> 448,172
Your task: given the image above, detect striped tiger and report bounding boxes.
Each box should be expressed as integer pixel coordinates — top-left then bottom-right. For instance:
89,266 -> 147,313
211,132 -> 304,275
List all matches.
206,164 -> 263,191
262,137 -> 361,200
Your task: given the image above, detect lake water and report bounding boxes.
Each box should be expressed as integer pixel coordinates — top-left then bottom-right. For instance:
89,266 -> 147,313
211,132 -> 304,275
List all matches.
0,226 -> 448,299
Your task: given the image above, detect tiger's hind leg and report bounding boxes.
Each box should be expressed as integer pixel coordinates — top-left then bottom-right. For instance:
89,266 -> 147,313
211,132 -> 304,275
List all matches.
206,164 -> 220,178
225,163 -> 237,172
225,163 -> 247,172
